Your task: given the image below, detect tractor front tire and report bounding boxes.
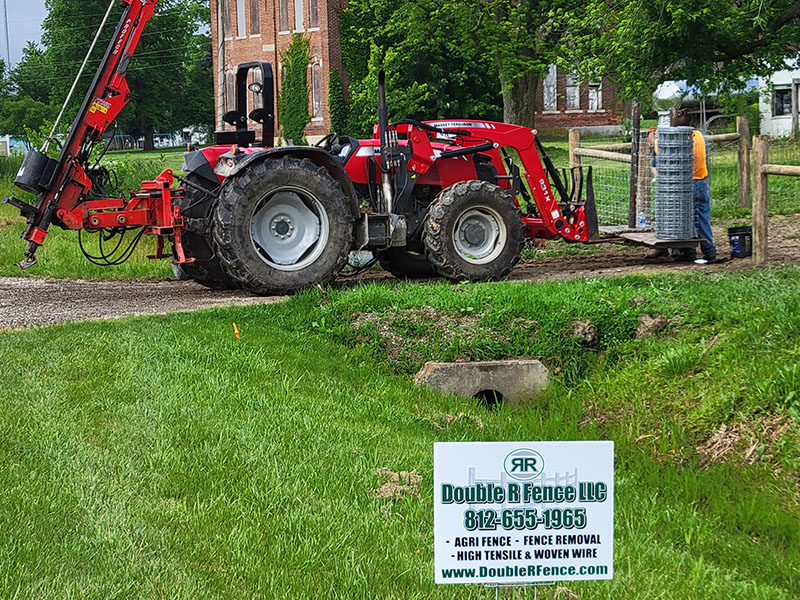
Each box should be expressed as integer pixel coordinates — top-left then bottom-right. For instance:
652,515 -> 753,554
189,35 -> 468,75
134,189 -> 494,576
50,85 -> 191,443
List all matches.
173,173 -> 237,290
377,247 -> 436,279
213,157 -> 354,295
423,180 -> 524,281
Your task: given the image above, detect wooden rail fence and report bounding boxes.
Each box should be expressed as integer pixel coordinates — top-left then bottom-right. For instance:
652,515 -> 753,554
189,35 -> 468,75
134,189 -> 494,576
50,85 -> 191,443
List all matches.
752,135 -> 800,264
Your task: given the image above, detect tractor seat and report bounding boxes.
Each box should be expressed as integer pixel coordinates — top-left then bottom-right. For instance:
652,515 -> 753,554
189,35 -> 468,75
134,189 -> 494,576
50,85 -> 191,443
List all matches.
248,108 -> 273,125
222,110 -> 247,128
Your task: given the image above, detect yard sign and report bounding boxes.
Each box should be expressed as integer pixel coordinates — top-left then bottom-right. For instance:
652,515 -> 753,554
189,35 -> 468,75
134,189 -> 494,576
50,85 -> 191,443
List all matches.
434,441 -> 614,585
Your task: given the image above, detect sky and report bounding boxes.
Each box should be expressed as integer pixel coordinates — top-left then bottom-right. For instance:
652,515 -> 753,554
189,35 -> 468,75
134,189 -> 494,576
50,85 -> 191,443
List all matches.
3,0 -> 47,67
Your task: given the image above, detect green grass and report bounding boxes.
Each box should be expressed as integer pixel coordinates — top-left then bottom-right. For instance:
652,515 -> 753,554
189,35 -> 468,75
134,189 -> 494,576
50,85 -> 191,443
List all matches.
1,268 -> 799,598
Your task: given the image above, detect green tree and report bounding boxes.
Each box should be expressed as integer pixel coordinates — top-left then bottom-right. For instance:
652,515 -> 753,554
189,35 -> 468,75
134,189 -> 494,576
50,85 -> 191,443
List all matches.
36,0 -> 207,150
340,0 -> 502,136
415,0 -> 582,127
278,34 -> 311,144
570,0 -> 800,100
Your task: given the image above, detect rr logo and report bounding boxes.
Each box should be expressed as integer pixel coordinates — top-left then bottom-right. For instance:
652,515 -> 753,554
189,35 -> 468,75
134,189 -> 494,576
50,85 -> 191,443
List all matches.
511,457 -> 537,472
504,448 -> 545,481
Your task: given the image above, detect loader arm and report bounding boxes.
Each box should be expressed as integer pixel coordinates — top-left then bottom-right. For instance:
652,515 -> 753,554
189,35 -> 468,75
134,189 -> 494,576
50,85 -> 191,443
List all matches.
397,120 -> 599,243
11,0 -> 158,268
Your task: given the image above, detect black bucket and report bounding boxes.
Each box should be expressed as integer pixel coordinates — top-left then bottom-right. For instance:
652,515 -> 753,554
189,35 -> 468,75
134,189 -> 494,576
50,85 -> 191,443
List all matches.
728,226 -> 752,258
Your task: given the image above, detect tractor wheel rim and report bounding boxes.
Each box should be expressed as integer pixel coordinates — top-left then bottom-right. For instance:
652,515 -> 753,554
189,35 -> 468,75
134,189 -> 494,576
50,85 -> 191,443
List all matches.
453,206 -> 506,264
250,187 -> 329,271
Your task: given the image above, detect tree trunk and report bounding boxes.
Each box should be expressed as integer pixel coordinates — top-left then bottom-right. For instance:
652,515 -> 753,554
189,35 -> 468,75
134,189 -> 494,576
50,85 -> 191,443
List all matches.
142,123 -> 155,152
498,64 -> 538,127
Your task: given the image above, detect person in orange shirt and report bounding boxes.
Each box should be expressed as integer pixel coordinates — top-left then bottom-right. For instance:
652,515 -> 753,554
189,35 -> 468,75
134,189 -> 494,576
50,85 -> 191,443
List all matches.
647,113 -> 717,262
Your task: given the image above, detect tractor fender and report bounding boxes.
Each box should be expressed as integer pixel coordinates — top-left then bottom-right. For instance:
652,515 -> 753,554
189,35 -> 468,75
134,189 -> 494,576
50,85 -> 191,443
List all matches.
217,146 -> 360,218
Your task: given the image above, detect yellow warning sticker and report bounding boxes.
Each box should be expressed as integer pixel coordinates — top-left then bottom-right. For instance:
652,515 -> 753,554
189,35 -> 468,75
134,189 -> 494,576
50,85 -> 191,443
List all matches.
89,99 -> 111,114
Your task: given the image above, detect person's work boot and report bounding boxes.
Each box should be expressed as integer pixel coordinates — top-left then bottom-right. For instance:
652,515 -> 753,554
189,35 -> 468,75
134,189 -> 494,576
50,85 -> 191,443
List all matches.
646,248 -> 669,258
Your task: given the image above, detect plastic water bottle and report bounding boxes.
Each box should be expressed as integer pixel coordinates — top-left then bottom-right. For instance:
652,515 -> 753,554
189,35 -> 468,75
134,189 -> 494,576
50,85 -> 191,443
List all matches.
638,212 -> 647,229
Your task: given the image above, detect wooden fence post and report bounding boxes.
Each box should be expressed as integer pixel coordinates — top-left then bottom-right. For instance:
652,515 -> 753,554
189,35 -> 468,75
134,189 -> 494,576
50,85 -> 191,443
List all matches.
628,101 -> 641,229
737,116 -> 750,208
636,131 -> 651,225
569,129 -> 581,169
752,135 -> 768,264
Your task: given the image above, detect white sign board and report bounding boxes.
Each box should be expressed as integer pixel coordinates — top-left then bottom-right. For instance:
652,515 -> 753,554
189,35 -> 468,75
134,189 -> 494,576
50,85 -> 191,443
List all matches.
434,441 -> 614,585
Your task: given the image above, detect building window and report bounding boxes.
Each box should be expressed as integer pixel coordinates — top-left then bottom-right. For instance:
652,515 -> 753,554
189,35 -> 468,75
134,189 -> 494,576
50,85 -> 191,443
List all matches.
249,0 -> 260,34
279,0 -> 289,31
565,74 -> 580,110
221,0 -> 232,38
543,64 -> 557,111
311,62 -> 322,118
294,0 -> 304,30
309,0 -> 318,28
774,88 -> 792,116
236,0 -> 246,37
588,81 -> 602,111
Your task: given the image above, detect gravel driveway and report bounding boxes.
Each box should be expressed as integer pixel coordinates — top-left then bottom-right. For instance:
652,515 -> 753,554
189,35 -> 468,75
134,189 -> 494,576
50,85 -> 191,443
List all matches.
0,277 -> 286,330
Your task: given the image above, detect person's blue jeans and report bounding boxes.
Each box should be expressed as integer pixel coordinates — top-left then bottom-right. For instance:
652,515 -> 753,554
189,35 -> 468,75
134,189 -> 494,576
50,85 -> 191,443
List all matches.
680,178 -> 716,259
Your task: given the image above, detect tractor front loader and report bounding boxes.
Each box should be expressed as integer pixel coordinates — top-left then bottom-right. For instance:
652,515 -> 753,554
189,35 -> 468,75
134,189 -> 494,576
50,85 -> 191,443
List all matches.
4,0 -> 599,296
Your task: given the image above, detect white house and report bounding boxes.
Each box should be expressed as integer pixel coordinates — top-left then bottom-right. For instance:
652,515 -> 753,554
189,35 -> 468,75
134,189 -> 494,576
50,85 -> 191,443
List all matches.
758,62 -> 799,138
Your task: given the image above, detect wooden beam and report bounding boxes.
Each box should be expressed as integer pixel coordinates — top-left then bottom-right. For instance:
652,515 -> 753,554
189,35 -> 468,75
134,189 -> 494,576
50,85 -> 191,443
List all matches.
590,142 -> 633,151
568,129 -> 581,169
574,147 -> 632,163
761,164 -> 800,177
708,132 -> 740,143
752,135 -> 768,264
737,116 -> 750,208
636,131 -> 651,226
628,101 -> 641,229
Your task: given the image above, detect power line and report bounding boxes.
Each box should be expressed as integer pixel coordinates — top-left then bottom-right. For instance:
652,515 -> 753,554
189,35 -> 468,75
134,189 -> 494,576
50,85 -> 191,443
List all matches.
12,43 -> 205,73
19,58 -> 204,85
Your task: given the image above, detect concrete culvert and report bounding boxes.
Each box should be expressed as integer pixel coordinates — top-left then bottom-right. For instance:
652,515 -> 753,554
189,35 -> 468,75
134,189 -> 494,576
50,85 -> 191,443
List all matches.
414,359 -> 549,405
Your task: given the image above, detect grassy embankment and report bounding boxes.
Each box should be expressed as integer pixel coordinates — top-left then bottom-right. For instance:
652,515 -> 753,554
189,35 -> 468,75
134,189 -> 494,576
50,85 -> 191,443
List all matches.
1,268 -> 798,598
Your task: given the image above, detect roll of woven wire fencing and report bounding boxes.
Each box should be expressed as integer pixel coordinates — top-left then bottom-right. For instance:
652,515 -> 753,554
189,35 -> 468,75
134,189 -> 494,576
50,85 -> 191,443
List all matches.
655,126 -> 694,240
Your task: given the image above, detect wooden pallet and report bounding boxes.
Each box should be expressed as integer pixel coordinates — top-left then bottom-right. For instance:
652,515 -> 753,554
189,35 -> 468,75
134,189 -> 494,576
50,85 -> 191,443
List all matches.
617,231 -> 702,249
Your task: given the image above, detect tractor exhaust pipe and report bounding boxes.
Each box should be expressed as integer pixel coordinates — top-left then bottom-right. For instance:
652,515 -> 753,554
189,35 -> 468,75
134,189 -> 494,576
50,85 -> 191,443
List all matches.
377,71 -> 393,214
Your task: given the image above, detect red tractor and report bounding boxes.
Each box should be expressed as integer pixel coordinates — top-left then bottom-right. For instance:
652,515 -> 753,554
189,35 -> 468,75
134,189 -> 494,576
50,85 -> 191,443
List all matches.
5,0 -> 599,295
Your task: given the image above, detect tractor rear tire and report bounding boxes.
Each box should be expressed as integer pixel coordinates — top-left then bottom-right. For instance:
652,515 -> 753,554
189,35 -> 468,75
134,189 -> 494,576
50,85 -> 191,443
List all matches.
423,180 -> 524,281
173,173 -> 237,290
213,157 -> 354,295
377,247 -> 436,279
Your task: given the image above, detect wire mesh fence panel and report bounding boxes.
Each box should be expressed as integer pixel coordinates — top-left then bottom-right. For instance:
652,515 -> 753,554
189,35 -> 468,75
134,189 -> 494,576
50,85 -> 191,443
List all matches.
765,139 -> 800,215
593,167 -> 632,225
707,137 -> 742,217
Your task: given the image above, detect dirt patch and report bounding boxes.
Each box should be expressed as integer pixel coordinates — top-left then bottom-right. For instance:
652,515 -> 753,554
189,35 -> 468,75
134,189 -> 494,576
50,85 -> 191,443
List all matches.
373,468 -> 422,500
0,276 -> 287,329
419,411 -> 485,431
697,414 -> 795,468
555,587 -> 581,600
697,423 -> 743,468
352,305 -> 505,362
571,320 -> 599,346
635,314 -> 683,338
347,215 -> 800,287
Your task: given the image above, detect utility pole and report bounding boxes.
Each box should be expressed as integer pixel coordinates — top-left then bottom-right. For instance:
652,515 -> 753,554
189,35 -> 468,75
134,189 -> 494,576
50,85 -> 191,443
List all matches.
1,0 -> 9,68
1,0 -> 10,156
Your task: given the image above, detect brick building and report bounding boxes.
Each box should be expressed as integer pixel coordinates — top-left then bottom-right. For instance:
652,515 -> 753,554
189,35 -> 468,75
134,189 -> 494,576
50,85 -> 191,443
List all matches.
209,0 -> 346,142
535,65 -> 626,134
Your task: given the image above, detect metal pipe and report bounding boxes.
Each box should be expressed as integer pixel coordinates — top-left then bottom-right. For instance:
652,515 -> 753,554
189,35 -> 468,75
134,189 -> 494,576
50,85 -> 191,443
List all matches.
377,70 -> 393,214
